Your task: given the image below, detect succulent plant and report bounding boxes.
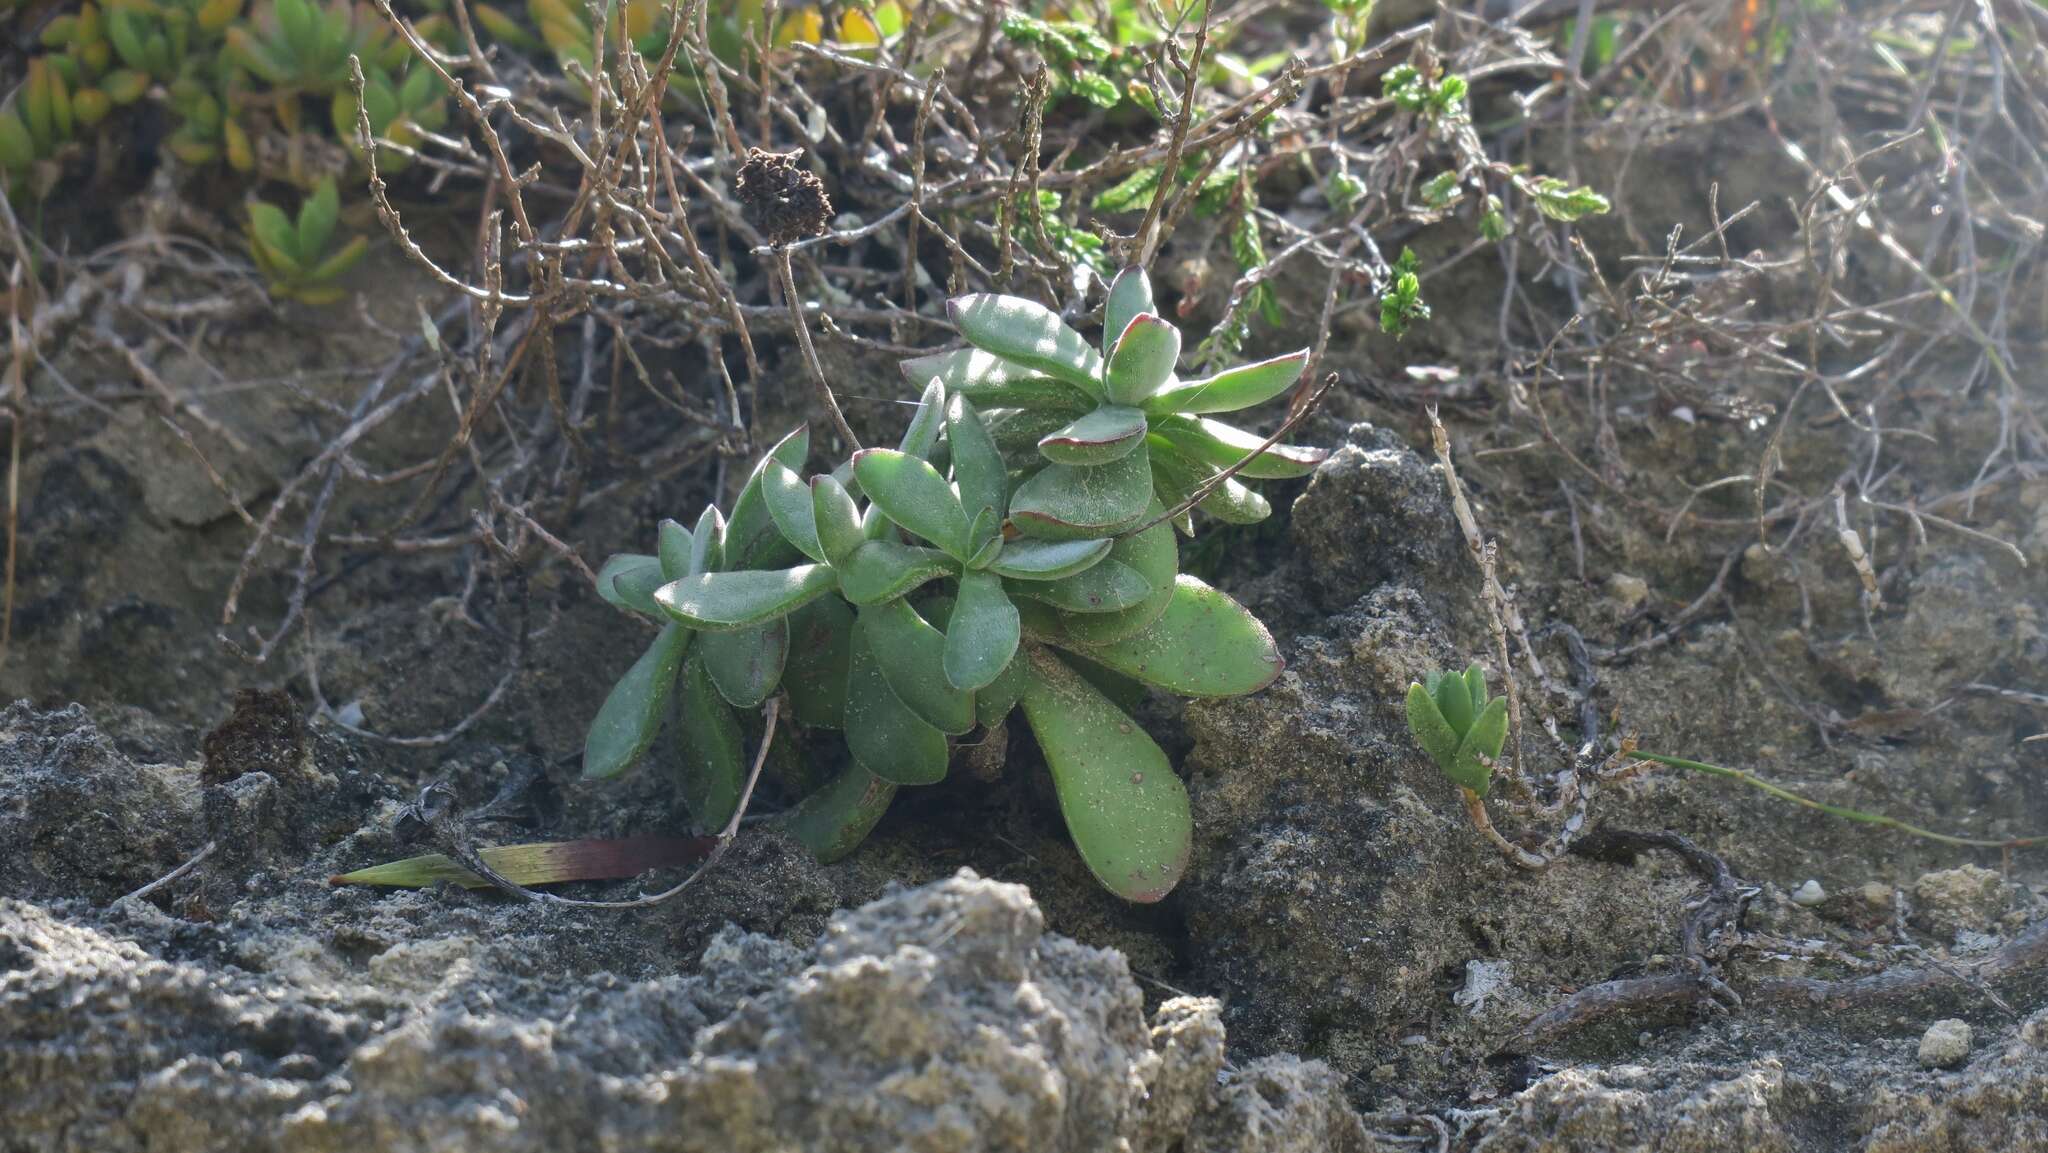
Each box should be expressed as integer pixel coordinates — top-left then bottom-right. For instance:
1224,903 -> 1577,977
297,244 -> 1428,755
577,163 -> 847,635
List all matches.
229,0 -> 403,96
333,276 -> 1307,900
571,272 -> 1288,901
332,60 -> 449,170
105,0 -> 245,83
901,267 -> 1327,540
245,175 -> 368,303
1405,663 -> 1507,795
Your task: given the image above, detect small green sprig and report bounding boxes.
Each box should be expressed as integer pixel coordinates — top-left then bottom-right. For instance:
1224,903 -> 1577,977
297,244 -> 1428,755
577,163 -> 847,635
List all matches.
999,12 -> 1122,108
1405,663 -> 1507,795
1525,175 -> 1613,222
1378,247 -> 1430,340
1384,63 -> 1467,120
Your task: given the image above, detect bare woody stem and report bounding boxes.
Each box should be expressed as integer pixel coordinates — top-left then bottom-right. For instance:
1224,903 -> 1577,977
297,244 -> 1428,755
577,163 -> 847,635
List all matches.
772,247 -> 861,452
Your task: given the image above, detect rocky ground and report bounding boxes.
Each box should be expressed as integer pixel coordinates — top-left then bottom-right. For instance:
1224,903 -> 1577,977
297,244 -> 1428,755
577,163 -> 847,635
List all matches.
4,384 -> 2045,1149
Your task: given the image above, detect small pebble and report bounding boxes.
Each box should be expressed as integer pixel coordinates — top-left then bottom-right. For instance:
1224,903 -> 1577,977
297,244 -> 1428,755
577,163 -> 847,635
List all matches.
1791,879 -> 1827,906
1607,573 -> 1650,611
1917,1019 -> 1972,1068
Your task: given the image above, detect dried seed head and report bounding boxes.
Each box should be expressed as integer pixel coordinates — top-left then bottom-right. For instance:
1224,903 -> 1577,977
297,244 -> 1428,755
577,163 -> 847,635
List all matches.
736,148 -> 832,246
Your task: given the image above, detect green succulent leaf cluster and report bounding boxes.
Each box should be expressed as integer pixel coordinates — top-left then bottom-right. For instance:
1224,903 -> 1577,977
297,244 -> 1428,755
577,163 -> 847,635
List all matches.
3,1 -> 251,178
1405,663 -> 1507,795
572,270 -> 1302,902
6,0 -> 447,200
585,427 -> 812,828
906,267 -> 1326,542
245,176 -> 368,303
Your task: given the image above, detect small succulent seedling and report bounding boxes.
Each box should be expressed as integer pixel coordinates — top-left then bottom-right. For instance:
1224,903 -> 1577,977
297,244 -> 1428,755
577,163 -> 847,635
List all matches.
1406,663 -> 1507,795
902,267 -> 1327,540
1403,659 -> 2048,867
246,176 -> 367,303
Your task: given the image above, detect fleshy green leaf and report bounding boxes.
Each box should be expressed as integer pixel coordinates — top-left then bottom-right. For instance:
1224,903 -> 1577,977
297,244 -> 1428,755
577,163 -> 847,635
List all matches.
1008,559 -> 1153,614
1102,313 -> 1180,406
861,597 -> 975,734
967,506 -> 1002,556
987,536 -> 1113,581
989,408 -> 1089,459
582,623 -> 689,779
900,347 -> 1096,411
946,570 -> 1021,692
862,501 -> 897,541
1434,668 -> 1473,736
947,293 -> 1104,396
1103,267 -> 1154,355
690,505 -> 726,577
812,474 -> 866,566
1061,648 -> 1151,714
248,201 -> 300,266
1199,476 -> 1271,524
1406,682 -> 1461,771
853,448 -> 971,559
967,532 -> 1005,571
658,519 -> 694,578
1019,646 -> 1190,902
1152,415 -> 1327,480
897,378 -> 948,459
783,596 -> 854,728
762,461 -> 825,563
1447,695 -> 1506,794
835,540 -> 956,605
1056,510 -> 1178,645
1464,663 -> 1488,714
1063,575 -> 1282,697
297,178 -> 340,265
676,654 -> 747,828
1038,405 -> 1149,465
698,619 -> 789,709
655,564 -> 838,630
598,554 -> 665,615
1145,349 -> 1309,415
726,425 -> 810,569
780,763 -> 898,862
1148,435 -> 1272,527
975,648 -> 1029,726
945,394 -> 1008,523
1009,441 -> 1154,539
844,615 -> 950,785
